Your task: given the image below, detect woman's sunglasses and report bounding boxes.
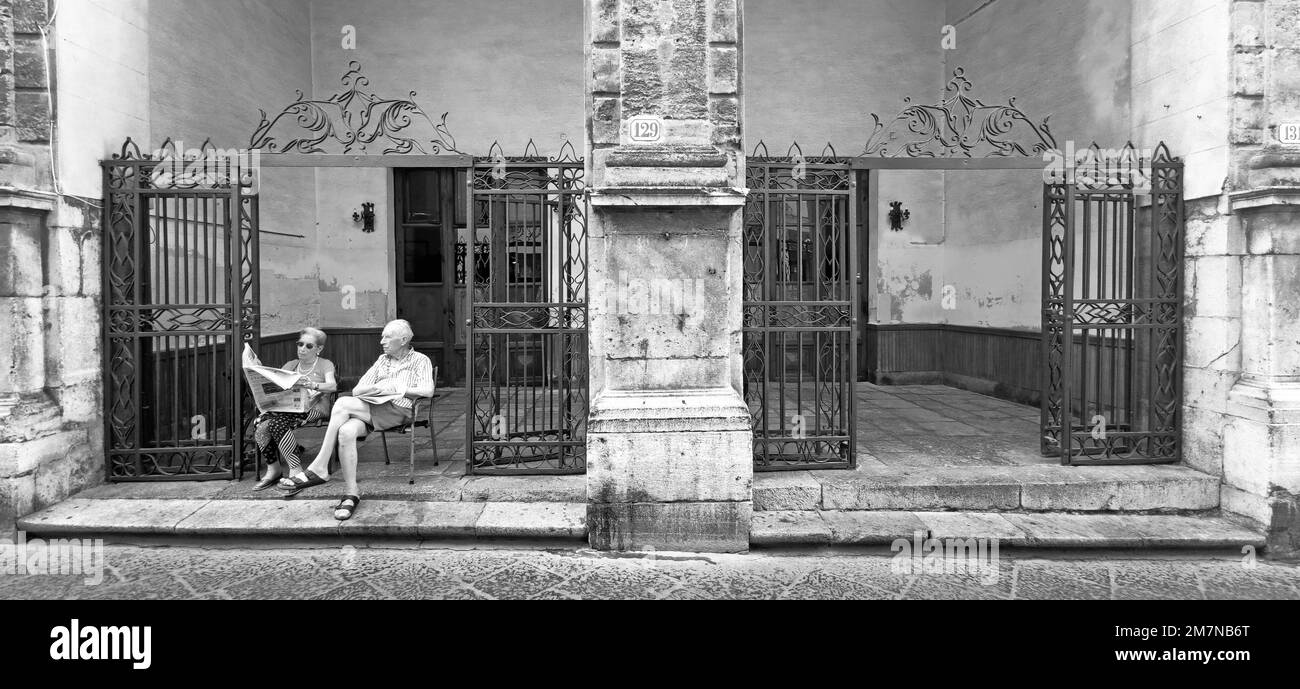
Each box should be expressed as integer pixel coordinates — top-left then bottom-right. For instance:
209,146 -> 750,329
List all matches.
296,342 -> 316,349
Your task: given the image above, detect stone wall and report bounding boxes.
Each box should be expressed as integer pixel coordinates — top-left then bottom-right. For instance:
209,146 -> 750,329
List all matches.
1,0 -> 103,530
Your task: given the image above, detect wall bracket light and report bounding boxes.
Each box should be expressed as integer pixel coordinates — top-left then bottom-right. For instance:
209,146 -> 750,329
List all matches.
888,201 -> 910,232
353,202 -> 375,233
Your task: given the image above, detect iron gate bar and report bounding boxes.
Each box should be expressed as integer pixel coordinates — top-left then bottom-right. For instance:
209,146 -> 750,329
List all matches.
465,141 -> 588,475
744,142 -> 857,471
1040,142 -> 1182,465
101,138 -> 259,481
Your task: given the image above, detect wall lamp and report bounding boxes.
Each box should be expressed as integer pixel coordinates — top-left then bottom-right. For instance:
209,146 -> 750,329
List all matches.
353,202 -> 375,233
888,201 -> 910,232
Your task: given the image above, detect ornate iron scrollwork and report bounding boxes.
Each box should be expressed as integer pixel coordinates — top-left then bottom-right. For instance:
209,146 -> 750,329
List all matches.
249,60 -> 463,155
864,67 -> 1056,157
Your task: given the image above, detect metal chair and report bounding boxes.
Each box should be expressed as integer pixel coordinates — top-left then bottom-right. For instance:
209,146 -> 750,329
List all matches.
377,367 -> 441,485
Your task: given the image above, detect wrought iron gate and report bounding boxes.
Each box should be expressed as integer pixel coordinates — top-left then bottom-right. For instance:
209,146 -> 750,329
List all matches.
102,139 -> 259,480
1041,142 -> 1183,465
465,141 -> 588,474
743,143 -> 858,470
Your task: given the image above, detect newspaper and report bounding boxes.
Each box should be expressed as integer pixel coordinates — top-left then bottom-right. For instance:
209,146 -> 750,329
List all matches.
241,343 -> 312,413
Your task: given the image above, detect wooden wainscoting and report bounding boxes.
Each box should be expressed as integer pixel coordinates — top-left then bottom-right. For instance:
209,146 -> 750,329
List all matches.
864,324 -> 1042,405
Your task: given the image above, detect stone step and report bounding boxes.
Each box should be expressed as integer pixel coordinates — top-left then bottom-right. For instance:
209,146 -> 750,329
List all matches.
754,464 -> 1220,512
17,498 -> 587,540
70,473 -> 588,504
751,510 -> 1266,548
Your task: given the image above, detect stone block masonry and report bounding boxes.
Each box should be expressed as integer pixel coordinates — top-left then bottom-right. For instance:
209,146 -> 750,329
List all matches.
584,0 -> 751,551
0,0 -> 105,530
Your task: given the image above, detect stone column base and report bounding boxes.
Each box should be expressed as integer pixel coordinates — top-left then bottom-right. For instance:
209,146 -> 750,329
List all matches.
588,501 -> 752,552
587,388 -> 753,552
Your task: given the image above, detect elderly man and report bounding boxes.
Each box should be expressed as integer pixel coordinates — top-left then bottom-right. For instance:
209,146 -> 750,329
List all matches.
282,319 -> 434,520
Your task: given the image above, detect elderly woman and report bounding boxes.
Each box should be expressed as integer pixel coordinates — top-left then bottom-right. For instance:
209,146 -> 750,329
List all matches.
281,319 -> 433,521
252,327 -> 338,490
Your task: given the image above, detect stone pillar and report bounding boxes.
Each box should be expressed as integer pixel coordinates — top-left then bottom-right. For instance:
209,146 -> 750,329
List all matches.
1220,0 -> 1300,557
584,0 -> 752,551
0,0 -> 102,531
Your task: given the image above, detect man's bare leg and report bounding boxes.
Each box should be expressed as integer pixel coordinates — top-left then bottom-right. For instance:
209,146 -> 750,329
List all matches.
335,418 -> 366,497
291,398 -> 371,482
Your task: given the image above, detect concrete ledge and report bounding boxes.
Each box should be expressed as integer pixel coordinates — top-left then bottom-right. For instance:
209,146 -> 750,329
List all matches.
771,465 -> 1221,512
749,510 -> 1266,549
18,498 -> 584,541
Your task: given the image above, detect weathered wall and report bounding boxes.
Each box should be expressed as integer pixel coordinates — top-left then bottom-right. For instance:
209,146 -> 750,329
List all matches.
938,0 -> 1133,330
55,0 -> 149,197
1131,0 -> 1231,200
5,0 -> 113,528
314,168 -> 393,328
745,0 -> 943,153
308,0 -> 585,155
148,0 -> 317,336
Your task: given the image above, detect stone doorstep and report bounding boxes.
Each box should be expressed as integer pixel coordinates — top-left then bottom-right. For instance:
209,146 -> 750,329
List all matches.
16,499 -> 587,540
70,474 -> 588,504
750,511 -> 1267,549
754,465 -> 1222,512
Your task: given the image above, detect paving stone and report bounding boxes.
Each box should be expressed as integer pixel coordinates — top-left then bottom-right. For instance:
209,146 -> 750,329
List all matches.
1128,515 -> 1265,548
901,568 -> 1014,599
781,570 -> 896,600
818,468 -> 1021,511
80,573 -> 196,600
914,511 -> 1028,544
749,511 -> 830,545
1012,560 -> 1112,600
223,558 -> 346,600
469,561 -> 568,599
174,499 -> 341,536
337,500 -> 483,538
75,481 -> 230,500
1111,561 -> 1205,600
313,579 -> 391,600
1020,466 -> 1218,511
1194,561 -> 1300,600
18,498 -> 207,535
459,475 -> 586,502
475,502 -> 586,539
820,510 -> 927,545
753,471 -> 822,510
1002,513 -> 1146,548
547,564 -> 681,600
664,568 -> 800,600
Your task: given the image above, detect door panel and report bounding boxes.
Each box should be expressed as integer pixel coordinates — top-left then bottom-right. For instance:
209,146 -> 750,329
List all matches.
395,169 -> 459,383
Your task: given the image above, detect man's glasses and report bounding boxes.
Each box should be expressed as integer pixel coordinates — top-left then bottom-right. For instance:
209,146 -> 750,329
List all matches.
296,342 -> 316,349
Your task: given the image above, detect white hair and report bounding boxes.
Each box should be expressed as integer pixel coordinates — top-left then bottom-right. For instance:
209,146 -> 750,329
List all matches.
385,319 -> 414,341
300,327 -> 327,348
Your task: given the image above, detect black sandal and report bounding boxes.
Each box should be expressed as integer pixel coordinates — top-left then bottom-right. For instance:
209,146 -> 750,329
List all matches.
281,470 -> 328,498
334,495 -> 360,521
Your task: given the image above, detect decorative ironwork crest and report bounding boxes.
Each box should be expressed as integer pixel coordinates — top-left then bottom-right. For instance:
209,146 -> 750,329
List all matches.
248,61 -> 463,154
864,67 -> 1056,157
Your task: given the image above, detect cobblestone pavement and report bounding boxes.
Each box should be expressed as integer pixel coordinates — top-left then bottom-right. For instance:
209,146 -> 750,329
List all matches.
2,545 -> 1298,600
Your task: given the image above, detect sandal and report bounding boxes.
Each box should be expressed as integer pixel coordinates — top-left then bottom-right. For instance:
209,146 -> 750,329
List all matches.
281,470 -> 328,498
334,495 -> 360,521
252,475 -> 280,491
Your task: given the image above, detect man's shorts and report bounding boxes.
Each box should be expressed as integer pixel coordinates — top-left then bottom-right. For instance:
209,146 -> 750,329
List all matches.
360,400 -> 414,439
